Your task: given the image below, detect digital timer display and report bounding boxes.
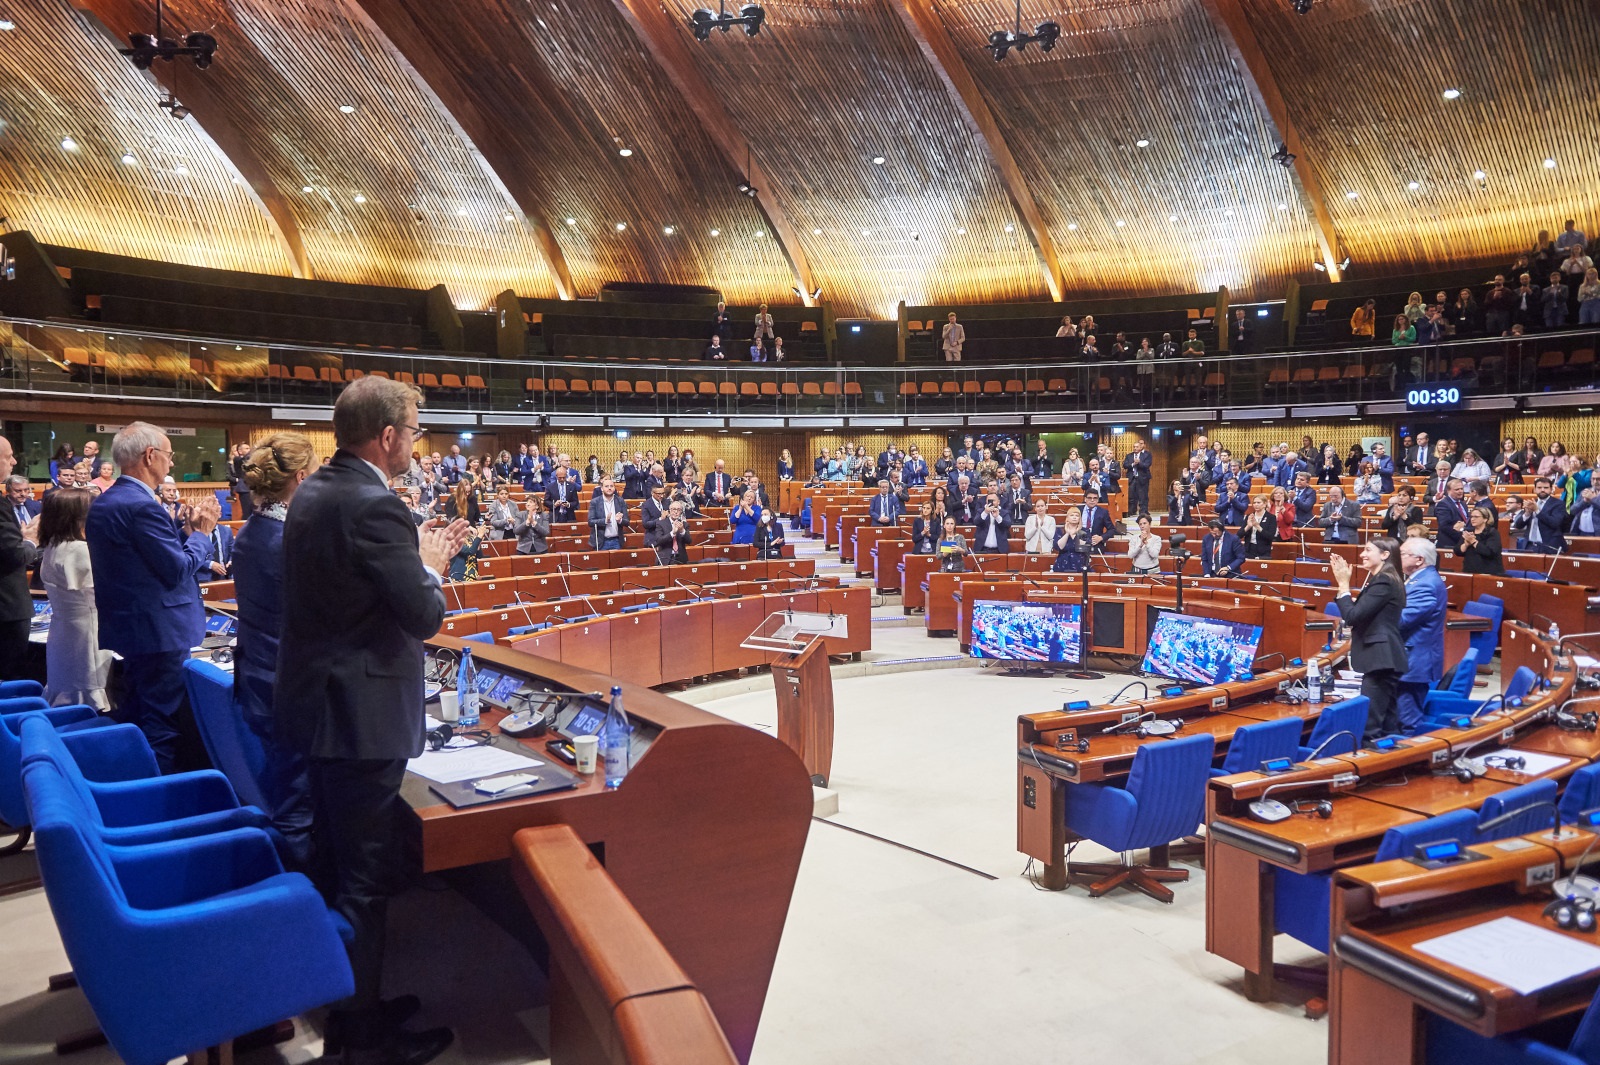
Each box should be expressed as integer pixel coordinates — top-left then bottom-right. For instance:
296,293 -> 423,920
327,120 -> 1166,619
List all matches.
1405,385 -> 1465,410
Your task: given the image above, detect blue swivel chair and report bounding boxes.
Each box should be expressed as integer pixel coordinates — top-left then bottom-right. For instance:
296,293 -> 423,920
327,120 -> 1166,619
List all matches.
1,704 -> 109,855
1421,666 -> 1538,728
21,717 -> 269,846
1211,717 -> 1305,777
460,631 -> 495,645
1062,733 -> 1215,903
1560,764 -> 1600,824
1477,778 -> 1560,842
1463,599 -> 1504,665
20,720 -> 353,1065
0,679 -> 45,700
1275,808 -> 1480,954
1435,649 -> 1482,699
1298,696 -> 1369,760
1426,981 -> 1600,1065
182,659 -> 269,811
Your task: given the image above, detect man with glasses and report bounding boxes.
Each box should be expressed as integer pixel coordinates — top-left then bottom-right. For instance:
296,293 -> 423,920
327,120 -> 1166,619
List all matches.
85,422 -> 216,772
277,378 -> 468,1065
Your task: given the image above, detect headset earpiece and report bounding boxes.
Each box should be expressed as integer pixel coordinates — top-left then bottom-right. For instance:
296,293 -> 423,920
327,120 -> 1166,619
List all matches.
426,723 -> 455,750
1546,895 -> 1597,932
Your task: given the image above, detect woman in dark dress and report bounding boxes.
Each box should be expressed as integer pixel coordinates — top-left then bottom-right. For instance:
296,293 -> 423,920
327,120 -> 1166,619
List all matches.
1239,494 -> 1277,559
1329,537 -> 1409,740
910,500 -> 938,554
1459,506 -> 1504,575
230,432 -> 317,870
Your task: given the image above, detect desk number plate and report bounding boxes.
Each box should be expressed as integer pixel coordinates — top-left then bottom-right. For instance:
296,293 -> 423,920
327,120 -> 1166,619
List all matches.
1527,862 -> 1558,889
1431,749 -> 1451,766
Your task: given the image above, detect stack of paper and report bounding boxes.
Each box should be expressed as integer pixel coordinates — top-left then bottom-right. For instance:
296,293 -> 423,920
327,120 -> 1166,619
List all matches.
1415,916 -> 1600,995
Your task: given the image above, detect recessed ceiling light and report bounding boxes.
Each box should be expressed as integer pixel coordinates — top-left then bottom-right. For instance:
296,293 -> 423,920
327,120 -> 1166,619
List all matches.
1472,169 -> 1486,180
1004,224 -> 1014,233
618,147 -> 633,157
353,193 -> 367,203
302,185 -> 313,193
1135,139 -> 1149,148
956,227 -> 966,235
1544,157 -> 1557,169
174,165 -> 188,176
504,212 -> 514,221
60,137 -> 77,151
1345,191 -> 1358,199
1114,219 -> 1125,227
232,176 -> 242,185
615,222 -> 626,231
1276,203 -> 1287,211
872,155 -> 886,165
754,229 -> 763,237
457,207 -> 468,216
861,229 -> 870,237
710,228 -> 719,236
1224,209 -> 1234,216
120,152 -> 136,165
1407,181 -> 1420,191
812,228 -> 822,235
339,104 -> 356,114
565,217 -> 576,226
1442,88 -> 1461,100
1067,223 -> 1078,231
1168,214 -> 1178,222
0,20 -> 15,30
663,225 -> 674,235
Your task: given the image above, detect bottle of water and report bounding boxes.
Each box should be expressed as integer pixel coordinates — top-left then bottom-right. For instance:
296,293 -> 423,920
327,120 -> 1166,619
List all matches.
601,685 -> 632,789
1306,659 -> 1323,704
1550,620 -> 1562,643
457,648 -> 481,727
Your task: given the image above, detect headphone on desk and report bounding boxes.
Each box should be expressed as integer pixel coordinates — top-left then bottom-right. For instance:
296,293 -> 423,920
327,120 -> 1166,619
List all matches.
1546,895 -> 1597,933
1292,799 -> 1334,819
1558,708 -> 1600,732
1055,730 -> 1090,754
424,723 -> 494,751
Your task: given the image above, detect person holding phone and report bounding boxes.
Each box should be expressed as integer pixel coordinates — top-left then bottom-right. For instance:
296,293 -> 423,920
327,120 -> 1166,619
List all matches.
1329,539 -> 1409,739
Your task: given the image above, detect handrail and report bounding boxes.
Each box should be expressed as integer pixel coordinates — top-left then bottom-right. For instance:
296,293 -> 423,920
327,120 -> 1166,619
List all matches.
511,824 -> 739,1065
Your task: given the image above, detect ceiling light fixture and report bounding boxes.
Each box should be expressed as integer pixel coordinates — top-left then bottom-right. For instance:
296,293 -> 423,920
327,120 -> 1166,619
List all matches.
1407,181 -> 1420,190
1345,191 -> 1358,199
1067,223 -> 1077,231
119,0 -> 216,70
753,229 -> 763,237
120,152 -> 137,165
457,207 -> 468,216
872,155 -> 886,165
689,0 -> 765,40
565,217 -> 576,225
956,227 -> 966,235
792,285 -> 822,300
353,193 -> 366,203
1004,224 -> 1014,232
158,91 -> 190,120
1312,261 -> 1327,272
986,0 -> 1059,60
60,137 -> 77,151
1276,203 -> 1287,210
1168,214 -> 1178,222
663,225 -> 674,235
710,228 -> 720,236
1442,88 -> 1461,100
504,212 -> 515,221
812,228 -> 822,235
861,229 -> 870,237
174,165 -> 188,175
1544,157 -> 1557,169
1290,0 -> 1313,13
339,104 -> 356,114
615,222 -> 626,231
1270,143 -> 1295,168
1114,219 -> 1125,228
1472,169 -> 1486,180
0,19 -> 15,30
618,147 -> 633,157
1135,139 -> 1150,148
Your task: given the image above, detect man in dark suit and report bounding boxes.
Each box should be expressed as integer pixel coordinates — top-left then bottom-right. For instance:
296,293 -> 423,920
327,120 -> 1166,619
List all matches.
1080,491 -> 1114,553
6,476 -> 42,528
277,378 -> 466,1065
959,435 -> 981,464
1432,479 -> 1471,552
1315,486 -> 1360,543
971,493 -> 1009,553
950,475 -> 977,525
869,480 -> 902,527
84,423 -> 213,772
1229,307 -> 1252,355
1292,473 -> 1318,527
1406,433 -> 1433,476
703,460 -> 733,507
1397,537 -> 1447,731
1123,438 -> 1153,517
1423,461 -> 1453,506
998,473 -> 1030,525
652,500 -> 692,564
0,442 -> 41,681
197,519 -> 235,582
1571,487 -> 1600,538
1369,442 -> 1396,493
544,466 -> 577,523
587,475 -> 630,550
1199,519 -> 1244,577
1528,477 -> 1568,554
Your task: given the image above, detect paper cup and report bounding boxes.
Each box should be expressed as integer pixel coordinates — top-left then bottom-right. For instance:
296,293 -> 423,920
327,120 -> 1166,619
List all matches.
573,735 -> 599,775
438,689 -> 460,722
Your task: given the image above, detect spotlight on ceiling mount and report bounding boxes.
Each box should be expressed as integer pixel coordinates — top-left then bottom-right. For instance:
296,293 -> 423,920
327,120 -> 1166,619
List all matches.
986,0 -> 1059,61
1270,143 -> 1295,168
1290,0 -> 1314,12
735,179 -> 758,198
689,0 -> 764,40
158,92 -> 190,120
119,0 -> 216,70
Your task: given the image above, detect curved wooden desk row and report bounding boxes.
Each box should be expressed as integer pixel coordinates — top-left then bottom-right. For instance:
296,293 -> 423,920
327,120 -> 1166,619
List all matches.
512,824 -> 738,1065
473,544 -> 759,581
441,558 -> 816,612
490,584 -> 871,689
406,636 -> 814,1064
1204,623 -> 1581,1007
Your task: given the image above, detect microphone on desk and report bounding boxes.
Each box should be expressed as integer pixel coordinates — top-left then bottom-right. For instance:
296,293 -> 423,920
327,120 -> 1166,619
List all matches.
1477,800 -> 1565,839
1106,711 -> 1181,737
1546,547 -> 1566,581
1554,698 -> 1600,732
1251,652 -> 1288,675
1248,773 -> 1361,823
1104,680 -> 1150,706
510,590 -> 540,631
1303,730 -> 1358,761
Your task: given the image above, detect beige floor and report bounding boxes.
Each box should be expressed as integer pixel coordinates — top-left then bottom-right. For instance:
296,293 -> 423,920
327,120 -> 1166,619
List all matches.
0,539 -> 1331,1064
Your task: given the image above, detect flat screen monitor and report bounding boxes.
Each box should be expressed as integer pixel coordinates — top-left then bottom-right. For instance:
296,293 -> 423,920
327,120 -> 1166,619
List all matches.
1141,611 -> 1263,686
969,600 -> 1083,665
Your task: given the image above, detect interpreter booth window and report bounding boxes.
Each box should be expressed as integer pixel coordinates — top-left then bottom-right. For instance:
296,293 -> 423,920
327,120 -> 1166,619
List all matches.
16,422 -> 228,483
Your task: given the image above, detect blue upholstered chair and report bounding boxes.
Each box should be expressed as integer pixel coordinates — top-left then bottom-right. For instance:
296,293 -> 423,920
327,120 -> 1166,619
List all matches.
1421,666 -> 1538,729
1426,982 -> 1600,1065
1062,733 -> 1215,903
0,679 -> 45,700
183,659 -> 269,812
1275,808 -> 1480,954
1,704 -> 109,854
20,719 -> 353,1065
1463,599 -> 1504,665
1211,717 -> 1305,778
1477,778 -> 1561,842
460,631 -> 495,645
1298,696 -> 1368,760
1436,649 -> 1482,699
1560,764 -> 1600,824
21,717 -> 270,846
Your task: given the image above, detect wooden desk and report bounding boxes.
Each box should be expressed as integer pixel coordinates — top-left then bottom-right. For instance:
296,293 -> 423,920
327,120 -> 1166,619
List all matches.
407,637 -> 812,1064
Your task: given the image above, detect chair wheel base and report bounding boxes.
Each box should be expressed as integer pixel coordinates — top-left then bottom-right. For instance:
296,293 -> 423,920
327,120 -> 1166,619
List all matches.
1068,862 -> 1189,904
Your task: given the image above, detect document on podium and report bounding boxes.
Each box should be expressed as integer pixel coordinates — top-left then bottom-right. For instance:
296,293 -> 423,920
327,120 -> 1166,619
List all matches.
1414,916 -> 1600,995
407,742 -> 544,785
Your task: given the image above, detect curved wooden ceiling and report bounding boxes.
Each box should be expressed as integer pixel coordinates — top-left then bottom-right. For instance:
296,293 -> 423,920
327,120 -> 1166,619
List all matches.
0,0 -> 1593,318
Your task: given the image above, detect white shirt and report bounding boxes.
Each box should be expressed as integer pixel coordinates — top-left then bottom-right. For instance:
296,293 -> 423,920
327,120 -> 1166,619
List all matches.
1024,514 -> 1056,554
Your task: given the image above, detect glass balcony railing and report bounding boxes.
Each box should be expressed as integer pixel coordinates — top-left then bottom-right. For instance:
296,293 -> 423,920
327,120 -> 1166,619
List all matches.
2,315 -> 1595,418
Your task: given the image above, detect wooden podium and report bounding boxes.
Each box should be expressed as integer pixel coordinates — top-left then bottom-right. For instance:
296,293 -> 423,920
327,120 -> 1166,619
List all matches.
745,610 -> 847,787
772,638 -> 835,787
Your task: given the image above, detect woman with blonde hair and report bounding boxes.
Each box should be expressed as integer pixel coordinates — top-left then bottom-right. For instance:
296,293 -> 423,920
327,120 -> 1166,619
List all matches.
231,431 -> 317,868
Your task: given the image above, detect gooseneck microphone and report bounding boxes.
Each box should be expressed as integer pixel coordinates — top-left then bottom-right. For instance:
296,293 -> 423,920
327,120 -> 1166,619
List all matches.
1105,680 -> 1150,705
1248,773 -> 1360,823
1304,730 -> 1357,760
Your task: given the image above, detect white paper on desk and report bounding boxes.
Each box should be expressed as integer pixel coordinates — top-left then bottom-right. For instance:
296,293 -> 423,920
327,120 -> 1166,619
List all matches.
407,742 -> 544,784
1490,750 -> 1573,777
1573,655 -> 1600,671
1415,916 -> 1600,995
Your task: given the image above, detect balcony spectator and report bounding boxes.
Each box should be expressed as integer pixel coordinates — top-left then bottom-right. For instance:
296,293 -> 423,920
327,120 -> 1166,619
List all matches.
1513,273 -> 1542,331
1579,267 -> 1600,325
1182,327 -> 1205,355
710,300 -> 731,341
1538,442 -> 1568,479
1080,334 -> 1100,361
772,336 -> 787,362
941,312 -> 965,363
1555,219 -> 1588,254
1229,308 -> 1252,355
1054,316 -> 1077,338
1155,331 -> 1179,360
1350,299 -> 1377,340
1403,291 -> 1426,323
1543,271 -> 1570,329
1482,276 -> 1516,335
1390,314 -> 1415,347
1448,288 -> 1480,336
754,303 -> 774,358
1079,314 -> 1098,337
1492,438 -> 1523,485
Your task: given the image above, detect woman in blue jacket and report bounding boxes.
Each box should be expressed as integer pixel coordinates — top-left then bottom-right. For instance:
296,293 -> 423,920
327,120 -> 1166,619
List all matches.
729,489 -> 763,545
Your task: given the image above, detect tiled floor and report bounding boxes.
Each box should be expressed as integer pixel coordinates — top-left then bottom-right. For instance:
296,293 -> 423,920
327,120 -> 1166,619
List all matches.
0,538 -> 1330,1064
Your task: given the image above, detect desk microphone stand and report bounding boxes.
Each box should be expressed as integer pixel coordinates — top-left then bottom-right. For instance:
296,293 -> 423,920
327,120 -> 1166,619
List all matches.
1065,535 -> 1104,680
1169,532 -> 1191,613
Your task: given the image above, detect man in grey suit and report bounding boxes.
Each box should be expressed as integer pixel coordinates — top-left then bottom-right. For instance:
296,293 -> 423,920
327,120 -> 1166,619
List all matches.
1315,486 -> 1362,544
277,377 -> 469,1065
0,440 -> 40,681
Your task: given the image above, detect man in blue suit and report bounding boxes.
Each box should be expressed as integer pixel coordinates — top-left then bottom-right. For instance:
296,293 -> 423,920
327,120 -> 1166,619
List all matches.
1528,477 -> 1568,554
198,520 -> 235,582
5,477 -> 41,528
1079,490 -> 1114,553
1200,518 -> 1244,577
869,479 -> 902,527
85,422 -> 213,772
0,444 -> 41,681
1292,472 -> 1318,527
1369,442 -> 1396,493
1397,537 -> 1447,731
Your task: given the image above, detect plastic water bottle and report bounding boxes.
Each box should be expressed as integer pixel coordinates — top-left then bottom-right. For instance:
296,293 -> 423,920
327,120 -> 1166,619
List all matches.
1306,660 -> 1323,704
601,685 -> 632,789
1550,621 -> 1561,643
457,648 -> 481,727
